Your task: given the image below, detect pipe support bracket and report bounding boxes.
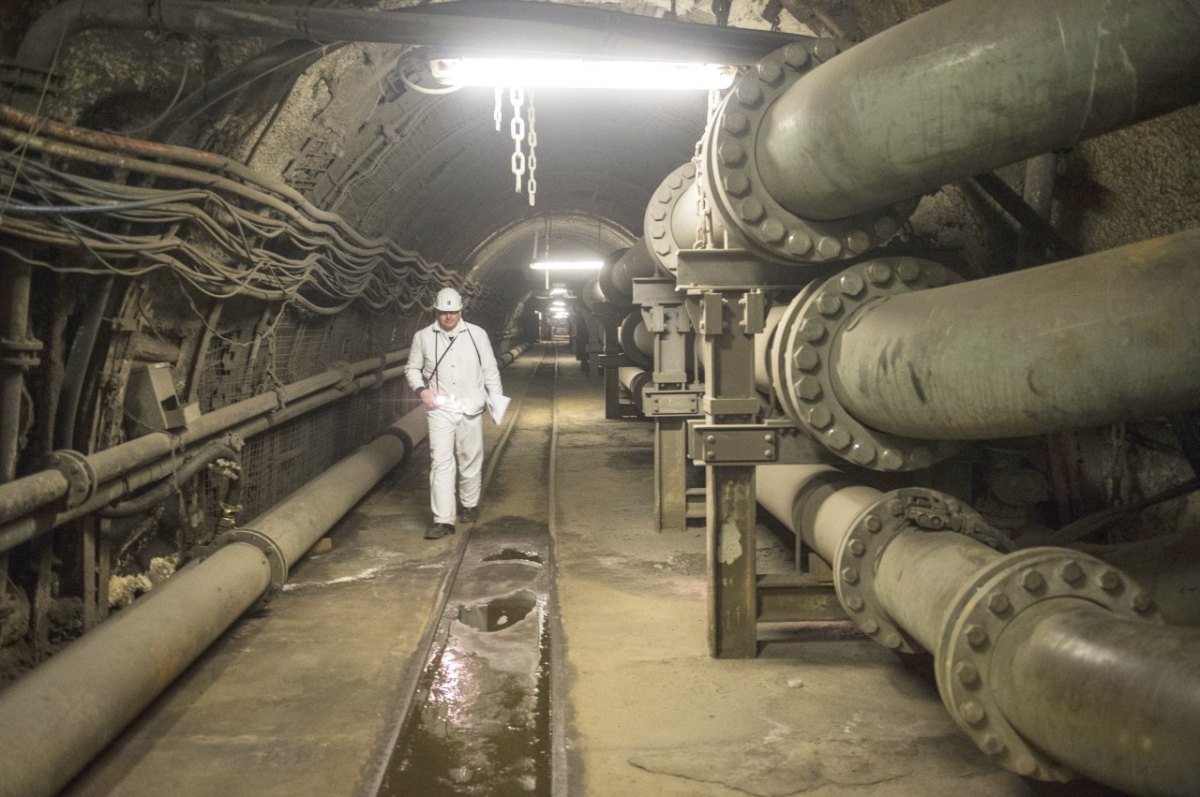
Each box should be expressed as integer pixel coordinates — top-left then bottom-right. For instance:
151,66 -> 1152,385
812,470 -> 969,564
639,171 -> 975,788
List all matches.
936,547 -> 1160,781
773,258 -> 959,470
702,42 -> 914,264
833,487 -> 1004,653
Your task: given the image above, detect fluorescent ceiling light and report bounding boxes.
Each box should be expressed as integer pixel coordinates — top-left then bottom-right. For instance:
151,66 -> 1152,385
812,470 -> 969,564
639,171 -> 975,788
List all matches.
431,58 -> 737,90
530,260 -> 604,271
550,287 -> 570,296
552,311 -> 570,319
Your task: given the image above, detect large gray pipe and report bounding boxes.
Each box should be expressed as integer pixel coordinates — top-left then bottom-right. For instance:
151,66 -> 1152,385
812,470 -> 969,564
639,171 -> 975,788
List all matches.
0,408 -> 427,797
756,0 -> 1200,221
831,228 -> 1200,440
755,466 -> 1200,794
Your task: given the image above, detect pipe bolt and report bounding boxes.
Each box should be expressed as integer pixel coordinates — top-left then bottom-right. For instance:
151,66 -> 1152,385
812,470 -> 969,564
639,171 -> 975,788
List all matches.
839,272 -> 865,297
874,216 -> 898,239
1020,570 -> 1045,593
649,206 -> 667,221
816,236 -> 843,259
666,173 -> 684,190
843,566 -> 862,586
909,447 -> 933,468
806,406 -> 833,429
846,230 -> 871,254
861,618 -> 879,634
846,595 -> 864,611
888,499 -> 904,516
648,222 -> 666,239
1132,591 -> 1154,613
812,39 -> 839,62
816,292 -> 842,317
883,633 -> 902,649
739,198 -> 766,223
722,111 -> 750,136
760,218 -> 787,243
848,539 -> 866,557
719,140 -> 746,167
763,448 -> 774,457
866,262 -> 893,285
799,319 -> 826,342
793,345 -> 819,372
736,81 -> 763,107
964,624 -> 988,648
986,592 -> 1011,615
723,173 -> 751,196
878,449 -> 904,471
849,442 -> 876,465
785,230 -> 813,256
654,240 -> 671,256
825,426 -> 851,450
864,515 -> 882,533
783,43 -> 809,68
897,260 -> 922,282
955,661 -> 981,687
1059,561 -> 1084,586
764,434 -> 773,442
960,701 -> 986,725
705,450 -> 715,459
706,435 -> 717,444
1014,755 -> 1038,777
795,377 -> 822,401
1099,569 -> 1122,592
756,60 -> 783,85
656,188 -> 673,203
980,735 -> 1005,756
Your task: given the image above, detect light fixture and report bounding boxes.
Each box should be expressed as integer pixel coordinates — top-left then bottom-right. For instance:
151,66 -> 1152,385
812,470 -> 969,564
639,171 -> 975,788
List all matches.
530,260 -> 604,271
431,58 -> 737,90
551,310 -> 570,319
550,287 -> 570,296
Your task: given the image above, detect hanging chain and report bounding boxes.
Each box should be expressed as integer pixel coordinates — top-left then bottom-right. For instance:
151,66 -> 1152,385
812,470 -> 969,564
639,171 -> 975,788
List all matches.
509,86 -> 527,193
526,90 -> 537,207
493,86 -> 503,132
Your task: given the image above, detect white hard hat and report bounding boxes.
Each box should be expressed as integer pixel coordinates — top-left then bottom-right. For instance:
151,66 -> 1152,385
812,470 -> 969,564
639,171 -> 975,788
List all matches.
434,287 -> 463,312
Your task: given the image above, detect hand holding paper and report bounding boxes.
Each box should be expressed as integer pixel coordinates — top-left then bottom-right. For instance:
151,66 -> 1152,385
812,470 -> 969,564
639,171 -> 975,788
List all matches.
485,392 -> 511,425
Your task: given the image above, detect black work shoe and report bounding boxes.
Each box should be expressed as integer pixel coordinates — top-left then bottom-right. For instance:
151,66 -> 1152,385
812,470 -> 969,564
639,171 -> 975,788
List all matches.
459,505 -> 479,523
425,523 -> 455,540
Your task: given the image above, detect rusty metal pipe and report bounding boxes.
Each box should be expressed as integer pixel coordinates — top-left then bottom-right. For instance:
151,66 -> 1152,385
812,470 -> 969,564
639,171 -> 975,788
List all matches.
1,263 -> 34,484
757,0 -> 1200,221
832,228 -> 1200,440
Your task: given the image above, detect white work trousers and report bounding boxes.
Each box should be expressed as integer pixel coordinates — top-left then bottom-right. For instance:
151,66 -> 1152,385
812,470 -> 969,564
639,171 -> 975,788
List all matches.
427,408 -> 484,524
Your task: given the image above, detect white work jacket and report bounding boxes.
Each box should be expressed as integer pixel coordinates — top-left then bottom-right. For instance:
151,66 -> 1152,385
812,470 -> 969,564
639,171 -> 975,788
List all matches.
405,320 -> 502,415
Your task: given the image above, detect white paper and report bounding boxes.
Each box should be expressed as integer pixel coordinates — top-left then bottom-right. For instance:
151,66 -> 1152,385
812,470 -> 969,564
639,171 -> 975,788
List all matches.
485,393 -> 511,425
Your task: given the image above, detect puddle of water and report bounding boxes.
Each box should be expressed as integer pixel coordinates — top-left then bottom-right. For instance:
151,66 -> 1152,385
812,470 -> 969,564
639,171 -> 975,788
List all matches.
482,549 -> 545,565
458,591 -> 537,632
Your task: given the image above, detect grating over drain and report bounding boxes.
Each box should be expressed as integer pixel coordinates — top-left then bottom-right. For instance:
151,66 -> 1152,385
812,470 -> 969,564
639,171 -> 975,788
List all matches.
482,548 -> 544,564
457,590 -> 537,632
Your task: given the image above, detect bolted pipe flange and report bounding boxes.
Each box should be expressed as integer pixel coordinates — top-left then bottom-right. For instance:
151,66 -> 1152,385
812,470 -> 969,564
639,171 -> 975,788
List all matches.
42,449 -> 97,509
214,527 -> 289,602
643,162 -> 698,274
936,547 -> 1160,781
700,43 -> 916,264
833,487 -> 999,654
773,258 -> 961,470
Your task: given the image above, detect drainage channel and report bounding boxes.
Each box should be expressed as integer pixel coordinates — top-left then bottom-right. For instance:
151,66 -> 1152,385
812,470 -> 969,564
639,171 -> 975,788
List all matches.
378,344 -> 559,795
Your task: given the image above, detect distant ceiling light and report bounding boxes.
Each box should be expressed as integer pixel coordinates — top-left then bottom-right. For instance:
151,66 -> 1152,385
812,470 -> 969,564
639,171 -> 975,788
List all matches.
431,58 -> 737,90
552,311 -> 570,319
550,287 -> 570,296
530,260 -> 604,271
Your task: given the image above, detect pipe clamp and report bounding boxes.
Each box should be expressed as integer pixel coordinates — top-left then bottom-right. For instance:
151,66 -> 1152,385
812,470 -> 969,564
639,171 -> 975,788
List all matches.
935,547 -> 1159,781
773,258 -> 960,471
214,527 -> 288,601
833,487 -> 1001,654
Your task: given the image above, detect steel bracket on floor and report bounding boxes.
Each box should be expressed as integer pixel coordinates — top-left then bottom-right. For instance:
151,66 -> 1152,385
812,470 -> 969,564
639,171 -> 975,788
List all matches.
757,574 -> 847,623
687,420 -> 832,465
642,387 -> 702,417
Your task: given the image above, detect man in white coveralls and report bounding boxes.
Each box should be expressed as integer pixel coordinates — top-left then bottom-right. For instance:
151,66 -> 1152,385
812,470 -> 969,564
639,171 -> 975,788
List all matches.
406,287 -> 503,539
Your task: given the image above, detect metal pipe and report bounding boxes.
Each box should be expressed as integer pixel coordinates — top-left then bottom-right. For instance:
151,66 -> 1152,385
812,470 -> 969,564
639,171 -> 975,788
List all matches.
831,228 -> 1200,440
0,407 -> 428,797
990,601 -> 1200,795
17,0 -> 806,72
0,348 -> 407,529
756,0 -> 1200,221
0,362 -> 410,553
1,263 -> 34,483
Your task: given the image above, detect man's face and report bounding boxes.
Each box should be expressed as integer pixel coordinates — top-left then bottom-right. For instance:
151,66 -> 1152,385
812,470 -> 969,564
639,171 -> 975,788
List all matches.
437,310 -> 461,331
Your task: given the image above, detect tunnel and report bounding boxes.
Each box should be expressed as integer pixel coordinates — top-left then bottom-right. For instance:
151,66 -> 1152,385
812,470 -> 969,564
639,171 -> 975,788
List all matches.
1,1 -> 1199,795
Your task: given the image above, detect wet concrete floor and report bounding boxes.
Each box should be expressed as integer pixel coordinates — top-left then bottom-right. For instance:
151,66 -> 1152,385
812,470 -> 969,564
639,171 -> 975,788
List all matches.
63,343 -> 1089,796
